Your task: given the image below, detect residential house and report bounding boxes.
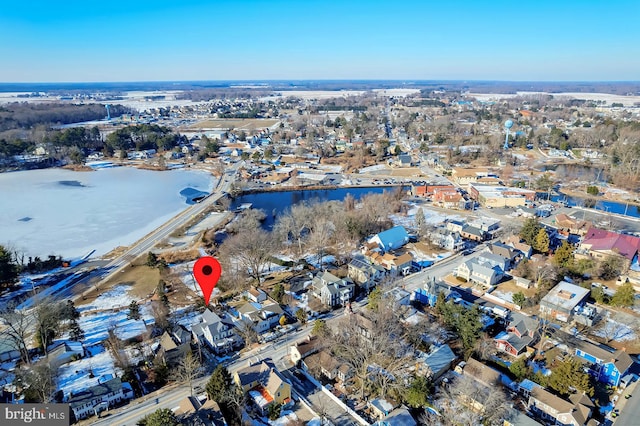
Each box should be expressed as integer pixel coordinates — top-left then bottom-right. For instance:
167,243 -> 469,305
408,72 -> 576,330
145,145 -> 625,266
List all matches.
348,257 -> 385,292
422,344 -> 456,380
375,406 -> 417,426
446,219 -> 465,234
156,330 -> 190,366
369,226 -> 410,252
304,350 -> 352,382
68,378 -> 134,421
573,340 -> 635,386
477,252 -> 509,272
233,361 -> 291,415
236,299 -> 284,334
191,309 -> 237,353
175,396 -> 227,426
451,167 -> 490,186
555,214 -> 592,236
427,231 -> 465,252
289,335 -> 320,365
494,313 -> 539,357
47,341 -> 84,369
379,252 -> 413,275
414,278 -> 451,307
460,225 -> 485,242
488,242 -> 519,269
579,227 -> 640,272
370,398 -> 397,420
460,358 -> 502,388
527,387 -> 594,426
397,154 -> 412,167
455,258 -> 504,287
503,235 -> 533,258
311,271 -> 355,307
539,281 -> 590,322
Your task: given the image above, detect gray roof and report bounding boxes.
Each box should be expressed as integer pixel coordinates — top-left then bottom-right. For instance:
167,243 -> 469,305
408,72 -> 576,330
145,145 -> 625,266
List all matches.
425,345 -> 456,378
68,378 -> 124,409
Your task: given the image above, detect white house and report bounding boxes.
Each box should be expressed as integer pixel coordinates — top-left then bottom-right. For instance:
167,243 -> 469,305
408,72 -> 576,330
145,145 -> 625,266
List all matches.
236,299 -> 284,333
311,271 -> 355,307
191,309 -> 237,353
68,378 -> 133,421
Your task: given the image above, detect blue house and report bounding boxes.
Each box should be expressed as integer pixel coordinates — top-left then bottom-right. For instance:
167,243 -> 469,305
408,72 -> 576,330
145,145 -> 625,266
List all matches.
413,278 -> 451,307
370,226 -> 410,252
574,340 -> 634,386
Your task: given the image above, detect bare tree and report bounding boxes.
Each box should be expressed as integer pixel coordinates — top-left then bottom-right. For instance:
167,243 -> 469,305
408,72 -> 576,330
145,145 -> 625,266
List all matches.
15,361 -> 57,403
219,227 -> 277,285
172,352 -> 202,396
0,304 -> 33,364
433,375 -> 514,426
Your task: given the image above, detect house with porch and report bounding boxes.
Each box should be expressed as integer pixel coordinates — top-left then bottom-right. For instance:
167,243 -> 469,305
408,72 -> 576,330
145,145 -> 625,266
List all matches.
495,313 -> 539,357
455,258 -> 504,287
303,350 -> 352,382
527,387 -> 594,426
68,378 -> 134,421
311,271 -> 355,307
191,309 -> 238,353
233,361 -> 291,415
573,340 -> 635,387
348,257 -> 385,292
236,299 -> 284,334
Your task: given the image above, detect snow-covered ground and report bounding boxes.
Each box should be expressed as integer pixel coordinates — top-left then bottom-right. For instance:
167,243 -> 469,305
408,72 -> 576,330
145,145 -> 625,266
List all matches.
57,345 -> 118,397
592,318 -> 637,342
78,285 -> 136,312
79,305 -> 153,346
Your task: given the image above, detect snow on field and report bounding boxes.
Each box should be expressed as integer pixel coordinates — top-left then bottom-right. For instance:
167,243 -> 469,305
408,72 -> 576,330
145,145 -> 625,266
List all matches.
78,285 -> 135,312
174,307 -> 204,328
305,254 -> 336,268
270,411 -> 299,425
394,204 -> 463,229
57,345 -> 118,396
80,306 -> 153,345
592,318 -> 637,342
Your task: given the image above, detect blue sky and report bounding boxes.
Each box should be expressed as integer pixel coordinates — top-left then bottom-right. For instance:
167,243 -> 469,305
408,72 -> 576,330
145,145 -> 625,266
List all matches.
1,0 -> 638,82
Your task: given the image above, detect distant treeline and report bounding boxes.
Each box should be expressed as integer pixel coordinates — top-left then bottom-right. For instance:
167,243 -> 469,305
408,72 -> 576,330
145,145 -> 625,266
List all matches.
313,105 -> 367,112
0,102 -> 131,132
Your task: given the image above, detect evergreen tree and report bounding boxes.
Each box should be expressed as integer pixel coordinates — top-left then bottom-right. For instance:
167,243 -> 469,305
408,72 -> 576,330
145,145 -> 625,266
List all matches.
534,228 -> 550,253
69,320 -> 85,342
520,218 -> 542,247
127,300 -> 141,320
270,283 -> 285,304
206,365 -> 233,403
404,375 -> 431,408
549,358 -> 594,397
137,408 -> 179,426
553,241 -> 575,268
509,358 -> 531,381
512,291 -> 526,308
0,245 -> 19,286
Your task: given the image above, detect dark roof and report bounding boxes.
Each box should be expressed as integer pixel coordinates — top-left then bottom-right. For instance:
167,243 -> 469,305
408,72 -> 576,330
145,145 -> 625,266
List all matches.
68,378 -> 123,409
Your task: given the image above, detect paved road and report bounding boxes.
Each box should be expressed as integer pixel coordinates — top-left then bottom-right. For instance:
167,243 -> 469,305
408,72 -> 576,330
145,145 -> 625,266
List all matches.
74,163 -> 241,301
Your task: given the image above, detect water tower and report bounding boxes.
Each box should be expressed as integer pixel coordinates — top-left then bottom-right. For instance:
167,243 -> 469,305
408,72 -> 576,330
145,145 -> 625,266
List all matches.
504,119 -> 514,149
105,104 -> 111,121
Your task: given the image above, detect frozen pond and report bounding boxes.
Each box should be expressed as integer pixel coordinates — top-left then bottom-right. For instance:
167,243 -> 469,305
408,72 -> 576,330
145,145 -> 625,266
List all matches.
0,167 -> 214,259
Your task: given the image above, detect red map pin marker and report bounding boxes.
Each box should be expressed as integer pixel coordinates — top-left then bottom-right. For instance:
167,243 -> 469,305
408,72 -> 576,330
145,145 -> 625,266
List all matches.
193,256 -> 222,305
